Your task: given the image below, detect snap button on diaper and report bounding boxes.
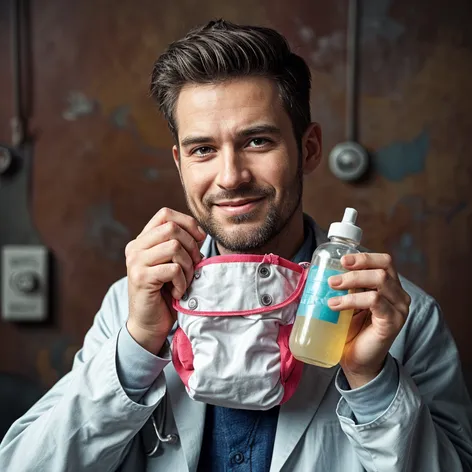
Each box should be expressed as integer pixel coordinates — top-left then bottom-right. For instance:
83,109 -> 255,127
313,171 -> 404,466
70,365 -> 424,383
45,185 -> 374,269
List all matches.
258,265 -> 271,278
260,294 -> 273,306
188,298 -> 198,310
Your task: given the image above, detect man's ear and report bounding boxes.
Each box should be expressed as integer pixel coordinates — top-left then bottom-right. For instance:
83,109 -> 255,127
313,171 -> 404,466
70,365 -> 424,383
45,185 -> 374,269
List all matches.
172,145 -> 181,173
301,122 -> 322,175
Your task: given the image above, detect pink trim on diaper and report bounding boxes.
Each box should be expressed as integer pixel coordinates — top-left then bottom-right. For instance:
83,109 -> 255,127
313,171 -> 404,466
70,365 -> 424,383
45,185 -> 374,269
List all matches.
173,266 -> 309,316
196,253 -> 304,273
277,324 -> 304,404
171,328 -> 194,389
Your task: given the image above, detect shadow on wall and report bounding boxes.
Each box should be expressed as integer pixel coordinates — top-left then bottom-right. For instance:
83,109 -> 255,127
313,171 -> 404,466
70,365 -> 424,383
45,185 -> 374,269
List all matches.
0,373 -> 44,441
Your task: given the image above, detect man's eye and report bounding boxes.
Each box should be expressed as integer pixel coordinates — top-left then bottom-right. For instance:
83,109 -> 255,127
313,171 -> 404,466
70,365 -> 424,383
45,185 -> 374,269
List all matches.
193,146 -> 214,156
248,138 -> 270,148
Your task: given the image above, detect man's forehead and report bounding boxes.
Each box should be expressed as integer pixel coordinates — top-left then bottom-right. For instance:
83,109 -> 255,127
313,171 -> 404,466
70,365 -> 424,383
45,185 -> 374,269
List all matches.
174,78 -> 285,136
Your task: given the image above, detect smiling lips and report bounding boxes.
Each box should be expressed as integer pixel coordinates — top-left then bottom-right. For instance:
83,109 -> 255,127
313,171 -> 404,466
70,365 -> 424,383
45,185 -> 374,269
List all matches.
214,197 -> 265,215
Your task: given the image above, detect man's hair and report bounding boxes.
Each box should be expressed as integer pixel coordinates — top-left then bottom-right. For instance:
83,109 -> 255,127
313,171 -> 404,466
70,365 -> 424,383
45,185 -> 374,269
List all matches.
150,19 -> 312,144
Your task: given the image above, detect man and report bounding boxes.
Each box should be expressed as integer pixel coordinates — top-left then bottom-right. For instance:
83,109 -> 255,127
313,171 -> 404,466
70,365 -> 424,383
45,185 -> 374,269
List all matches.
1,19 -> 471,472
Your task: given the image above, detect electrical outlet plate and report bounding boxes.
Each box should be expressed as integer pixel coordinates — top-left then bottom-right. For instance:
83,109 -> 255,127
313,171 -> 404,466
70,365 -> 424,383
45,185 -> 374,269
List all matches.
1,245 -> 48,321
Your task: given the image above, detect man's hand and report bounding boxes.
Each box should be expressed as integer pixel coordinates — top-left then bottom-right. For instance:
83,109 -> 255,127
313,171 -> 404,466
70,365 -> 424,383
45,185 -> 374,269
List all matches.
125,208 -> 206,355
327,253 -> 411,388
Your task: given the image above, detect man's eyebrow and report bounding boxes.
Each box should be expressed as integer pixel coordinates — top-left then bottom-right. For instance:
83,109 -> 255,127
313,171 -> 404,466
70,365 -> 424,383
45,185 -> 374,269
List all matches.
180,136 -> 213,148
238,124 -> 281,137
179,125 -> 281,148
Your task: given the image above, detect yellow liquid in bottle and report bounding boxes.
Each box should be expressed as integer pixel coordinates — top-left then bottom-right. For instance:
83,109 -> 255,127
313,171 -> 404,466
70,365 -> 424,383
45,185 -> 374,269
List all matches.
290,257 -> 355,368
289,305 -> 354,368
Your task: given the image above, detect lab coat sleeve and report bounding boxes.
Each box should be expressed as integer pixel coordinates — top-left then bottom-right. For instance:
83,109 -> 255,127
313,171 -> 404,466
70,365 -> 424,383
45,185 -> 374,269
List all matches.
0,279 -> 169,472
336,293 -> 472,471
336,353 -> 399,424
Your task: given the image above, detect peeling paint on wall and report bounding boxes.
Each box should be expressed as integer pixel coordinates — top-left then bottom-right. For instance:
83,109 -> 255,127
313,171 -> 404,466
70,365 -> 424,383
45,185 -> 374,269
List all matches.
62,91 -> 99,120
374,129 -> 430,181
394,233 -> 425,265
390,232 -> 428,282
107,105 -> 169,158
86,202 -> 130,261
390,195 -> 468,223
362,0 -> 406,43
143,168 -> 159,181
310,31 -> 345,68
389,195 -> 427,221
109,105 -> 131,129
298,25 -> 315,43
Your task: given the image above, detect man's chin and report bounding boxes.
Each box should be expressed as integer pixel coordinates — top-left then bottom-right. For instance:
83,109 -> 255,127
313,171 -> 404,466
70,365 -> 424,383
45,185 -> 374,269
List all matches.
211,224 -> 274,253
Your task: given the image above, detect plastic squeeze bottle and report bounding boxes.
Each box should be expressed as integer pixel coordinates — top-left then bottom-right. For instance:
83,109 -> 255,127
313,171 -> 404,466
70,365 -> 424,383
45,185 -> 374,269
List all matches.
289,208 -> 362,368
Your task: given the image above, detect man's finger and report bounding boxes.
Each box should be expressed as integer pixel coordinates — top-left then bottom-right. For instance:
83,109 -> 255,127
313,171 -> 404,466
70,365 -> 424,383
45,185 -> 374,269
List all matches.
328,290 -> 395,315
136,221 -> 202,265
341,253 -> 397,280
140,240 -> 195,287
138,207 -> 206,243
329,269 -> 410,315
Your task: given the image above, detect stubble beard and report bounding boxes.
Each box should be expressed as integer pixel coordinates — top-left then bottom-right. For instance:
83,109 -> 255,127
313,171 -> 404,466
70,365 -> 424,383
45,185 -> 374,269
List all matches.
182,164 -> 304,253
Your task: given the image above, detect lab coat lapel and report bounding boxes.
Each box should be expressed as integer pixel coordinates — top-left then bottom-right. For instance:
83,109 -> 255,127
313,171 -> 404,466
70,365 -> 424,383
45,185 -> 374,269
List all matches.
161,235 -> 208,472
269,222 -> 334,471
165,363 -> 206,472
270,364 -> 338,472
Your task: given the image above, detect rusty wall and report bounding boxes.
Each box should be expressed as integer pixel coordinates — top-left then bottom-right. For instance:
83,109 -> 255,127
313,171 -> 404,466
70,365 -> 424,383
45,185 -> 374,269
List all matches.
0,0 -> 471,394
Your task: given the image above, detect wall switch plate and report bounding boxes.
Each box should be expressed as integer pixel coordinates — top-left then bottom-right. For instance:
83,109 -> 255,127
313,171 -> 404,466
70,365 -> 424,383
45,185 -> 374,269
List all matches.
1,245 -> 48,321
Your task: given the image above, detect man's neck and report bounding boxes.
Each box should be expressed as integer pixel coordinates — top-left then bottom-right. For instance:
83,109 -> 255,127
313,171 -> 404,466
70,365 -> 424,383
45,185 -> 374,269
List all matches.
216,209 -> 305,260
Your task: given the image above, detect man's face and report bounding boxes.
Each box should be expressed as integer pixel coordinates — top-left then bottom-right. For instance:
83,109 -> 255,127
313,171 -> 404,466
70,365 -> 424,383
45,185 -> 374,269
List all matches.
172,77 -> 315,252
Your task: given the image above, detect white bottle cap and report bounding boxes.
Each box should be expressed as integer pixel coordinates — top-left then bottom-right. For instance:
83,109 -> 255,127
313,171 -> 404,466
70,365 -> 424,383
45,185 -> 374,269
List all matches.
327,208 -> 362,244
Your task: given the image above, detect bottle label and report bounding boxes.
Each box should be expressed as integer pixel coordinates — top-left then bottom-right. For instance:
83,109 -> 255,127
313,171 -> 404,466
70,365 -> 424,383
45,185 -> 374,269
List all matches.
296,265 -> 347,324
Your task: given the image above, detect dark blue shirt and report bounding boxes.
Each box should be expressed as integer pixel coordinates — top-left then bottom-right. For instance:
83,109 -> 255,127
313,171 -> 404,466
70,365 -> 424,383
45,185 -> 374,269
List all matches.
197,216 -> 316,472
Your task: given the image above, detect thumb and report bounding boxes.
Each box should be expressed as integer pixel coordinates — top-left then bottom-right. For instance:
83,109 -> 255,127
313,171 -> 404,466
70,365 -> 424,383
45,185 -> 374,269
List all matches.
162,285 -> 178,321
197,230 -> 207,252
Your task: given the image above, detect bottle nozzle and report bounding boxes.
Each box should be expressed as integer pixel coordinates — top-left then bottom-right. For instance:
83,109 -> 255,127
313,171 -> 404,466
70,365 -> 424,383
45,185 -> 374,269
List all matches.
343,208 -> 358,225
328,207 -> 362,244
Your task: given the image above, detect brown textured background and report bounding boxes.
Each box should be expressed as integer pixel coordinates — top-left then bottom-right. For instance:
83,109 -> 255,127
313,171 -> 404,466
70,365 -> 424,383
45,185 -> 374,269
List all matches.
0,0 -> 471,396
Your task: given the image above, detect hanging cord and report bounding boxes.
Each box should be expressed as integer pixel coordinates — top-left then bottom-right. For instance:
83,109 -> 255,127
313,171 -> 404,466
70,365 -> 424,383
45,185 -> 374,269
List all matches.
346,0 -> 361,143
10,0 -> 29,147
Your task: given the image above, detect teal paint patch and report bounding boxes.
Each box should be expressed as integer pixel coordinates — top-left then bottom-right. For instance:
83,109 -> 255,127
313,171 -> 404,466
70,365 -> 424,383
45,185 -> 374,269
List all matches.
390,195 -> 468,224
109,105 -> 131,129
389,231 -> 428,285
374,129 -> 430,181
362,0 -> 405,42
108,106 -> 169,158
86,202 -> 130,261
143,168 -> 159,181
62,91 -> 99,121
394,233 -> 425,266
297,265 -> 347,324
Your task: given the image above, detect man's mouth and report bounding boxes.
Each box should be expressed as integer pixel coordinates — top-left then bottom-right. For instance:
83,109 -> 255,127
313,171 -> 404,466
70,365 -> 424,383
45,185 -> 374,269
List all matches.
214,197 -> 265,215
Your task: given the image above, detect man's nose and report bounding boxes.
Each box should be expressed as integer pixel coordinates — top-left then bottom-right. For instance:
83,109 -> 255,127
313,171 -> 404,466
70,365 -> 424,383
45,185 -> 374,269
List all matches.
215,147 -> 252,190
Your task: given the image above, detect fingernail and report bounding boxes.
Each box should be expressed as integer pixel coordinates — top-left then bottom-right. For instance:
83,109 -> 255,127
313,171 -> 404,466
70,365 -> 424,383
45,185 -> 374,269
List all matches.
197,226 -> 206,236
329,297 -> 340,307
343,255 -> 355,266
329,275 -> 342,286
